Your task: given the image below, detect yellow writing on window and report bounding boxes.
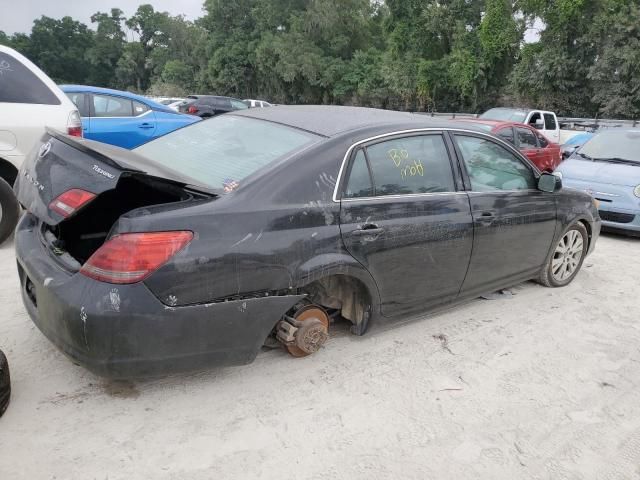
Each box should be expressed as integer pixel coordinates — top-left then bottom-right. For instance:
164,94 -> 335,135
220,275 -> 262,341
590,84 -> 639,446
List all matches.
387,148 -> 424,179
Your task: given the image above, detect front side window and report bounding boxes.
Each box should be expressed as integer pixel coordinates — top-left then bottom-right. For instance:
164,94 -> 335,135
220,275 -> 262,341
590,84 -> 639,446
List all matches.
544,113 -> 557,130
497,127 -> 515,146
454,135 -> 537,192
134,115 -> 320,192
358,134 -> 455,196
0,52 -> 60,105
231,99 -> 249,110
536,132 -> 549,148
516,127 -> 538,149
93,95 -> 133,117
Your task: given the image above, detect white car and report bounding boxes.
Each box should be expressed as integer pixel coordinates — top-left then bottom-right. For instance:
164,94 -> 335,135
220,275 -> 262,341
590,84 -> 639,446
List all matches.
0,45 -> 81,243
480,107 -> 561,144
243,99 -> 273,108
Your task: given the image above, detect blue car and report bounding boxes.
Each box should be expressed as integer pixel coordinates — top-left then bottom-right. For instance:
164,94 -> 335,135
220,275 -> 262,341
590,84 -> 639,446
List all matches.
556,129 -> 640,236
61,85 -> 200,149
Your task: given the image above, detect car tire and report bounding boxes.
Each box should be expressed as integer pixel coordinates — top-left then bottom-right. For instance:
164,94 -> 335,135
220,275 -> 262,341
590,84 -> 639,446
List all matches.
0,349 -> 10,418
0,177 -> 20,245
538,222 -> 589,288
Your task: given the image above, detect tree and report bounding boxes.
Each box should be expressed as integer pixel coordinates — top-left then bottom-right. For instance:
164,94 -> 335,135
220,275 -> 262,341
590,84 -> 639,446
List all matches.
86,8 -> 126,86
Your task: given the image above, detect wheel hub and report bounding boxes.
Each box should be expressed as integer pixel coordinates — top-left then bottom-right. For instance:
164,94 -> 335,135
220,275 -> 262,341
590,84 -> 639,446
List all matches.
276,305 -> 330,357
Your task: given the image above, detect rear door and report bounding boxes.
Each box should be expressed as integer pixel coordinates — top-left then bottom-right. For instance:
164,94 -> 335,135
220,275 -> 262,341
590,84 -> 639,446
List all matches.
339,132 -> 473,317
88,94 -> 156,149
451,133 -> 557,297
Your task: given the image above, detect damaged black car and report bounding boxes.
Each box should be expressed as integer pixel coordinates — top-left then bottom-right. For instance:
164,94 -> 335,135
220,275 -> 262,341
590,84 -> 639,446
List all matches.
14,106 -> 600,378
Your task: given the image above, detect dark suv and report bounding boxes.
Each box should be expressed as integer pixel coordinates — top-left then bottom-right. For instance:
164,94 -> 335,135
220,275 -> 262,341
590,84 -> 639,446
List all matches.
179,95 -> 248,117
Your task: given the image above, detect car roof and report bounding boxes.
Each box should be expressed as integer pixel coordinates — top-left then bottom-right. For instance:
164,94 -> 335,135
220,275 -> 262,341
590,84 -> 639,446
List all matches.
230,105 -> 487,137
60,85 -> 175,113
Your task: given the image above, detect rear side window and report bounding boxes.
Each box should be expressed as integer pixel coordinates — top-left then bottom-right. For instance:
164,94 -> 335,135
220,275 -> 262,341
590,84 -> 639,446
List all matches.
133,101 -> 150,116
93,94 -> 133,117
357,134 -> 455,196
497,127 -> 515,146
344,150 -> 373,198
0,52 -> 60,105
516,127 -> 538,149
544,113 -> 557,130
66,92 -> 90,116
454,135 -> 537,191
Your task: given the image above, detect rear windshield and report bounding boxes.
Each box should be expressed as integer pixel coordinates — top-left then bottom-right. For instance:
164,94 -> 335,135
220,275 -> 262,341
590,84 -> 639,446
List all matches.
0,52 -> 61,105
134,115 -> 320,191
480,108 -> 527,123
579,129 -> 640,163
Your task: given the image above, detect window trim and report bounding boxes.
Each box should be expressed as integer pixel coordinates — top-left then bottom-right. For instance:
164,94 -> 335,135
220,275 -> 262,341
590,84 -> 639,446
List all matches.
334,128 -> 539,202
337,130 -> 460,201
342,147 -> 375,199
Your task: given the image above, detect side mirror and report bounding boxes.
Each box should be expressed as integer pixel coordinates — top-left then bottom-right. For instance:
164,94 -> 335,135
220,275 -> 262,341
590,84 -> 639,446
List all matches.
538,172 -> 562,193
532,118 -> 544,130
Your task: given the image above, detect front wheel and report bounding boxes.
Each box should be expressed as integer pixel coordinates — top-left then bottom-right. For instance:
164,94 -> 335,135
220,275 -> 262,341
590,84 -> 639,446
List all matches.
538,222 -> 588,288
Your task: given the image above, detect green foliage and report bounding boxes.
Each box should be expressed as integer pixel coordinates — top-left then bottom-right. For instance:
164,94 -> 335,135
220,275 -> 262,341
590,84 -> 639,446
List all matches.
3,0 -> 640,117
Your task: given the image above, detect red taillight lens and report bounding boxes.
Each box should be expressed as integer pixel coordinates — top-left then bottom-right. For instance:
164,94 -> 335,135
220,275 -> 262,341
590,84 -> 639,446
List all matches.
80,231 -> 193,284
67,125 -> 82,137
187,105 -> 198,114
67,110 -> 83,137
49,189 -> 96,218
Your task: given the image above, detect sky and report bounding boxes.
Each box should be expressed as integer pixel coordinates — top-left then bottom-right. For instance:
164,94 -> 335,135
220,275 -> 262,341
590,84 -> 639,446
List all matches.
0,0 -> 206,35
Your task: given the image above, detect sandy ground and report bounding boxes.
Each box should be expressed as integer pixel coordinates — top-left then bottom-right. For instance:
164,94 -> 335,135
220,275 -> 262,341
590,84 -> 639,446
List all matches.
1,232 -> 640,479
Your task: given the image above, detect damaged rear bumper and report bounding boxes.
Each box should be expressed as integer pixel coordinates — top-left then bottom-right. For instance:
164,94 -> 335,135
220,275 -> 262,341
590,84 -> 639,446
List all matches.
15,213 -> 303,378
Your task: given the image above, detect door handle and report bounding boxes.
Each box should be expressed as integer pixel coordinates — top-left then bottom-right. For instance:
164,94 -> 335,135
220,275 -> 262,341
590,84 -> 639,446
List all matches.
352,224 -> 384,237
138,123 -> 154,129
478,211 -> 495,224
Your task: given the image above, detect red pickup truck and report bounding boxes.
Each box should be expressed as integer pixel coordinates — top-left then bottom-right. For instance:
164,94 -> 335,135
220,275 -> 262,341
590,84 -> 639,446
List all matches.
455,119 -> 562,172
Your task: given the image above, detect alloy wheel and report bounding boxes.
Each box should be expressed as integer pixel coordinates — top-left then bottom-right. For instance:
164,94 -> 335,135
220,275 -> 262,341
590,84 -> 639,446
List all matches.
551,229 -> 584,282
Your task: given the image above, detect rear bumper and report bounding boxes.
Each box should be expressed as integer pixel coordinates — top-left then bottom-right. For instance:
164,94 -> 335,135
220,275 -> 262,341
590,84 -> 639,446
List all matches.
15,214 -> 303,378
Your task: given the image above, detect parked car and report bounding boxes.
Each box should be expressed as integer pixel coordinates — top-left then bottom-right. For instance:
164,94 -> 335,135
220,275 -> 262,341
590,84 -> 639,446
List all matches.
0,45 -> 82,243
61,86 -> 200,149
561,132 -> 594,159
454,119 -> 562,172
243,99 -> 273,108
178,95 -> 249,117
480,107 -> 561,144
152,97 -> 186,112
0,349 -> 9,417
555,129 -> 640,236
14,106 -> 600,377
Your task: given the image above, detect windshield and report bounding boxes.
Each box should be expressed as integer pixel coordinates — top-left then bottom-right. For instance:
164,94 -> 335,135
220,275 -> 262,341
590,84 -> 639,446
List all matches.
134,115 -> 320,191
480,108 -> 527,123
578,129 -> 640,163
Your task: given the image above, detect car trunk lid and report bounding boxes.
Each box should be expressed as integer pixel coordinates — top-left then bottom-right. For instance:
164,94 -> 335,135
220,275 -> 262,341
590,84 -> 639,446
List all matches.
14,129 -> 215,227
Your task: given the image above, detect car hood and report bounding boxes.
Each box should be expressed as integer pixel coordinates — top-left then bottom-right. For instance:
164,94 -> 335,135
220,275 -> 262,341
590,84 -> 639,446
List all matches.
556,157 -> 640,187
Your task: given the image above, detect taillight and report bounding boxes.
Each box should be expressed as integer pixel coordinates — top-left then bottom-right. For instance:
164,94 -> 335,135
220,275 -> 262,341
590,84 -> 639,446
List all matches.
67,110 -> 83,137
49,189 -> 96,218
187,105 -> 198,114
80,231 -> 193,284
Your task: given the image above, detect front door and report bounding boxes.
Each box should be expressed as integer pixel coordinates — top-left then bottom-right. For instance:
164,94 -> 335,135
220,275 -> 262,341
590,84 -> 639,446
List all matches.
451,133 -> 557,298
339,132 -> 474,317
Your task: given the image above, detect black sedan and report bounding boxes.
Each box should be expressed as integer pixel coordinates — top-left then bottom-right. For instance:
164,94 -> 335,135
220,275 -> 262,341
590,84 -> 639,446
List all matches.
14,106 -> 600,377
178,94 -> 248,117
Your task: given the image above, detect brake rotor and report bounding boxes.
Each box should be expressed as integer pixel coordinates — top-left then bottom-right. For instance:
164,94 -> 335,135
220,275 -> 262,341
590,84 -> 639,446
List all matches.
286,305 -> 330,357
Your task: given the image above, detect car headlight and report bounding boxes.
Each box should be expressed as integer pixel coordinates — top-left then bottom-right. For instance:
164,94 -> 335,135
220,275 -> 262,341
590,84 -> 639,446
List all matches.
634,185 -> 640,198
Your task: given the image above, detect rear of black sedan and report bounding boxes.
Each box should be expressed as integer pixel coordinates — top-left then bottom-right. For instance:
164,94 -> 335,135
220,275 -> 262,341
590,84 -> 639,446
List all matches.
14,106 -> 600,378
